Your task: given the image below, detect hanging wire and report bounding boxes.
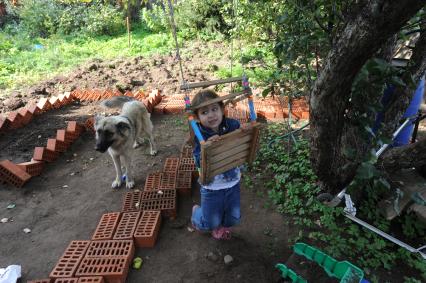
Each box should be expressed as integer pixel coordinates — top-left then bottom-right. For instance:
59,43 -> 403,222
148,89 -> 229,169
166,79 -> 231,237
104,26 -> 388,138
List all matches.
166,0 -> 187,89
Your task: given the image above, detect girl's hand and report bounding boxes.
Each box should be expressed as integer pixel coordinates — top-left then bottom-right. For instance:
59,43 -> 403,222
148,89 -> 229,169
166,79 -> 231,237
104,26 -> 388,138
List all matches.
208,135 -> 221,142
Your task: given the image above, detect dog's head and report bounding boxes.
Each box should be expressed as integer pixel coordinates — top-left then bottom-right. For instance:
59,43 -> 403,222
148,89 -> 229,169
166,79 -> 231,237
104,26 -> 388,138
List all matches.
94,115 -> 131,152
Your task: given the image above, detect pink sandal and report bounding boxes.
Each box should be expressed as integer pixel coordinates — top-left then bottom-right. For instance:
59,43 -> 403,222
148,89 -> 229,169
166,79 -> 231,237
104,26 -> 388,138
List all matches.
211,227 -> 232,240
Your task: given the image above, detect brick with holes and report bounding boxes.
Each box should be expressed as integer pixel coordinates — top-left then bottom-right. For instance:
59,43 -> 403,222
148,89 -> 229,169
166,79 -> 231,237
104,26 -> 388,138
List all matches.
179,158 -> 196,172
28,279 -> 52,283
176,171 -> 192,196
18,107 -> 33,125
49,96 -> 62,109
85,240 -> 134,267
92,212 -> 121,241
0,160 -> 31,187
121,191 -> 142,212
7,111 -> 23,129
134,210 -> 161,248
37,98 -> 52,112
141,189 -> 176,201
144,172 -> 162,191
75,257 -> 129,283
33,147 -> 59,162
53,278 -> 78,283
57,129 -> 74,146
50,240 -> 90,279
17,159 -> 44,176
113,212 -> 141,240
163,157 -> 180,173
28,104 -> 42,115
47,138 -> 68,153
159,172 -> 176,190
77,277 -> 105,283
141,198 -> 176,219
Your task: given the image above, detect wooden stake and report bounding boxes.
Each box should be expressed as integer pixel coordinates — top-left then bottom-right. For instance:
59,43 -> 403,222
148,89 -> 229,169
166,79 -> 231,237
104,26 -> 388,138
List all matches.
127,16 -> 131,48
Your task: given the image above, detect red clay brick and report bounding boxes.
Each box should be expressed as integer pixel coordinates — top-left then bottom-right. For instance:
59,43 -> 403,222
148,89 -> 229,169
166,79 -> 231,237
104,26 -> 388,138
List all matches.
144,172 -> 162,191
50,240 -> 90,279
0,117 -> 10,133
47,138 -> 68,153
141,198 -> 176,219
85,117 -> 95,133
141,189 -> 176,201
53,279 -> 78,283
28,279 -> 52,283
28,104 -> 42,115
102,89 -> 114,99
37,98 -> 52,111
163,103 -> 185,114
153,104 -> 165,114
75,257 -> 129,283
134,90 -> 146,100
180,145 -> 193,159
57,129 -> 74,145
64,92 -> 75,101
179,158 -> 196,172
18,107 -> 33,125
113,212 -> 141,240
33,147 -> 59,162
49,96 -> 62,109
17,159 -> 44,176
121,191 -> 142,212
77,277 -> 105,283
67,121 -> 84,135
92,212 -> 121,241
71,89 -> 82,99
176,171 -> 192,196
134,210 -> 161,248
85,240 -> 134,264
159,172 -> 176,190
0,160 -> 31,187
7,111 -> 23,129
163,157 -> 180,173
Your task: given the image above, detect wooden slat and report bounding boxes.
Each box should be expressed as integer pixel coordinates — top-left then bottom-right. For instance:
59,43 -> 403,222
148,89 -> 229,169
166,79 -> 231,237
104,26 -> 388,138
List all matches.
209,142 -> 251,164
208,156 -> 247,179
248,126 -> 260,163
210,150 -> 249,172
181,77 -> 243,90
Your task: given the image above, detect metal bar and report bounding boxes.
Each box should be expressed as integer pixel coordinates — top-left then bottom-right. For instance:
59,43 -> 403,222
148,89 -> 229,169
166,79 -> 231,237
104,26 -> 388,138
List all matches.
375,118 -> 411,157
344,212 -> 426,259
191,90 -> 249,110
180,77 -> 243,90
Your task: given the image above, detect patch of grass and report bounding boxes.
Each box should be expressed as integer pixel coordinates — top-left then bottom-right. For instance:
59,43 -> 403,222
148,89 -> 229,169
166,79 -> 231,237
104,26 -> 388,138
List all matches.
0,25 -> 174,93
248,122 -> 426,281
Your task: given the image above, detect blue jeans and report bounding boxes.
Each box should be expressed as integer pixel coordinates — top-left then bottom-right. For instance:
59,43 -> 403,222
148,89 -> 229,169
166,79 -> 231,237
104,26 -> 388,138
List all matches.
191,182 -> 241,231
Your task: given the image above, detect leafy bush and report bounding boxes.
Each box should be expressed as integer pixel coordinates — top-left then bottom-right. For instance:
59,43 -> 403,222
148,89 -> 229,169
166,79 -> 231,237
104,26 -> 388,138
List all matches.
12,0 -> 123,38
140,4 -> 170,33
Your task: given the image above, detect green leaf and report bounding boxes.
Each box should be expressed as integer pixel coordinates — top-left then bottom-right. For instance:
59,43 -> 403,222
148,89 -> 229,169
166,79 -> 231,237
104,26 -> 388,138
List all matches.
356,162 -> 378,180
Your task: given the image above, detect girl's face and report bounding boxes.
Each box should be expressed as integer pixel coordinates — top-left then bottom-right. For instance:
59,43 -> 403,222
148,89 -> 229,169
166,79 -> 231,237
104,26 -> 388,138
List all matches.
197,103 -> 223,132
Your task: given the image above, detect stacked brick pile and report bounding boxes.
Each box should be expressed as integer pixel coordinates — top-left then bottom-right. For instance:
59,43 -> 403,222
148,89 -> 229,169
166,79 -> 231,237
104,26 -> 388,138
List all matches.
0,121 -> 85,188
0,93 -> 75,134
28,144 -> 196,283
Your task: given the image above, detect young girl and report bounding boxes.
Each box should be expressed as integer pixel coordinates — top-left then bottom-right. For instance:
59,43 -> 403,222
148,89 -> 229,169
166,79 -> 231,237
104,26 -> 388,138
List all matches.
190,89 -> 245,240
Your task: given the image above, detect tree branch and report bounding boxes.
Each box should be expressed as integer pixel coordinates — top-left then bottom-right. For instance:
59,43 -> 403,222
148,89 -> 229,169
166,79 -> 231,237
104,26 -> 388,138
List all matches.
380,137 -> 426,172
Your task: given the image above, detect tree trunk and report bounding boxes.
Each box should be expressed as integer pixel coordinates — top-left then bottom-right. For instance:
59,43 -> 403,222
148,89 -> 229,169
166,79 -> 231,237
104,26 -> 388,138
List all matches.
309,0 -> 425,194
380,138 -> 426,173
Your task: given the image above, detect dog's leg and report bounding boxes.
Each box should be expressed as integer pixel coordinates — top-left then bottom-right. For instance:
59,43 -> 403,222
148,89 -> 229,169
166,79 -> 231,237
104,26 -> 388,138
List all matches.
110,153 -> 122,189
148,133 -> 157,155
122,154 -> 135,189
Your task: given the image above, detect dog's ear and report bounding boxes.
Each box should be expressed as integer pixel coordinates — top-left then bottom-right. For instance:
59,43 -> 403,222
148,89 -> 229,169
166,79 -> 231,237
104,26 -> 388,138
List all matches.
116,121 -> 131,137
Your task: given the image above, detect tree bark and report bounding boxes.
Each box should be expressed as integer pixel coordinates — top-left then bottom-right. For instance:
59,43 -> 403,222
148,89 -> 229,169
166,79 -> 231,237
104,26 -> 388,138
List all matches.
310,0 -> 425,194
380,138 -> 426,173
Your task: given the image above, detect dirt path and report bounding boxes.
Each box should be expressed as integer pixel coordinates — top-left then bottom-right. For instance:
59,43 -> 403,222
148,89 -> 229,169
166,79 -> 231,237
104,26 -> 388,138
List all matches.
0,104 -> 290,282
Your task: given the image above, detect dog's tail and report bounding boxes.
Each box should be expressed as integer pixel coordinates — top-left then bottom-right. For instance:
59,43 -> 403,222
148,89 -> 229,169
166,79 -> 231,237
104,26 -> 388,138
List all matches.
100,96 -> 136,108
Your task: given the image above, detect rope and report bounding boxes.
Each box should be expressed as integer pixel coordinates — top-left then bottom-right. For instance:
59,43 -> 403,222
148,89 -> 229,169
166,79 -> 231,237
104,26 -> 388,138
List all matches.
166,0 -> 187,89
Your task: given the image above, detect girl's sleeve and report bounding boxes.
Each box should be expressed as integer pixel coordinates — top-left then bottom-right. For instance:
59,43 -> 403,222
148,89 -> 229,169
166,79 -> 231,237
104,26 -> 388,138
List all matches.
228,118 -> 241,131
192,140 -> 201,168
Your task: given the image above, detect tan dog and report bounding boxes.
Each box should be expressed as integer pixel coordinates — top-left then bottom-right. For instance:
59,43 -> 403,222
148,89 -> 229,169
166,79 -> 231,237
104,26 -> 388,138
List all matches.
95,98 -> 157,189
